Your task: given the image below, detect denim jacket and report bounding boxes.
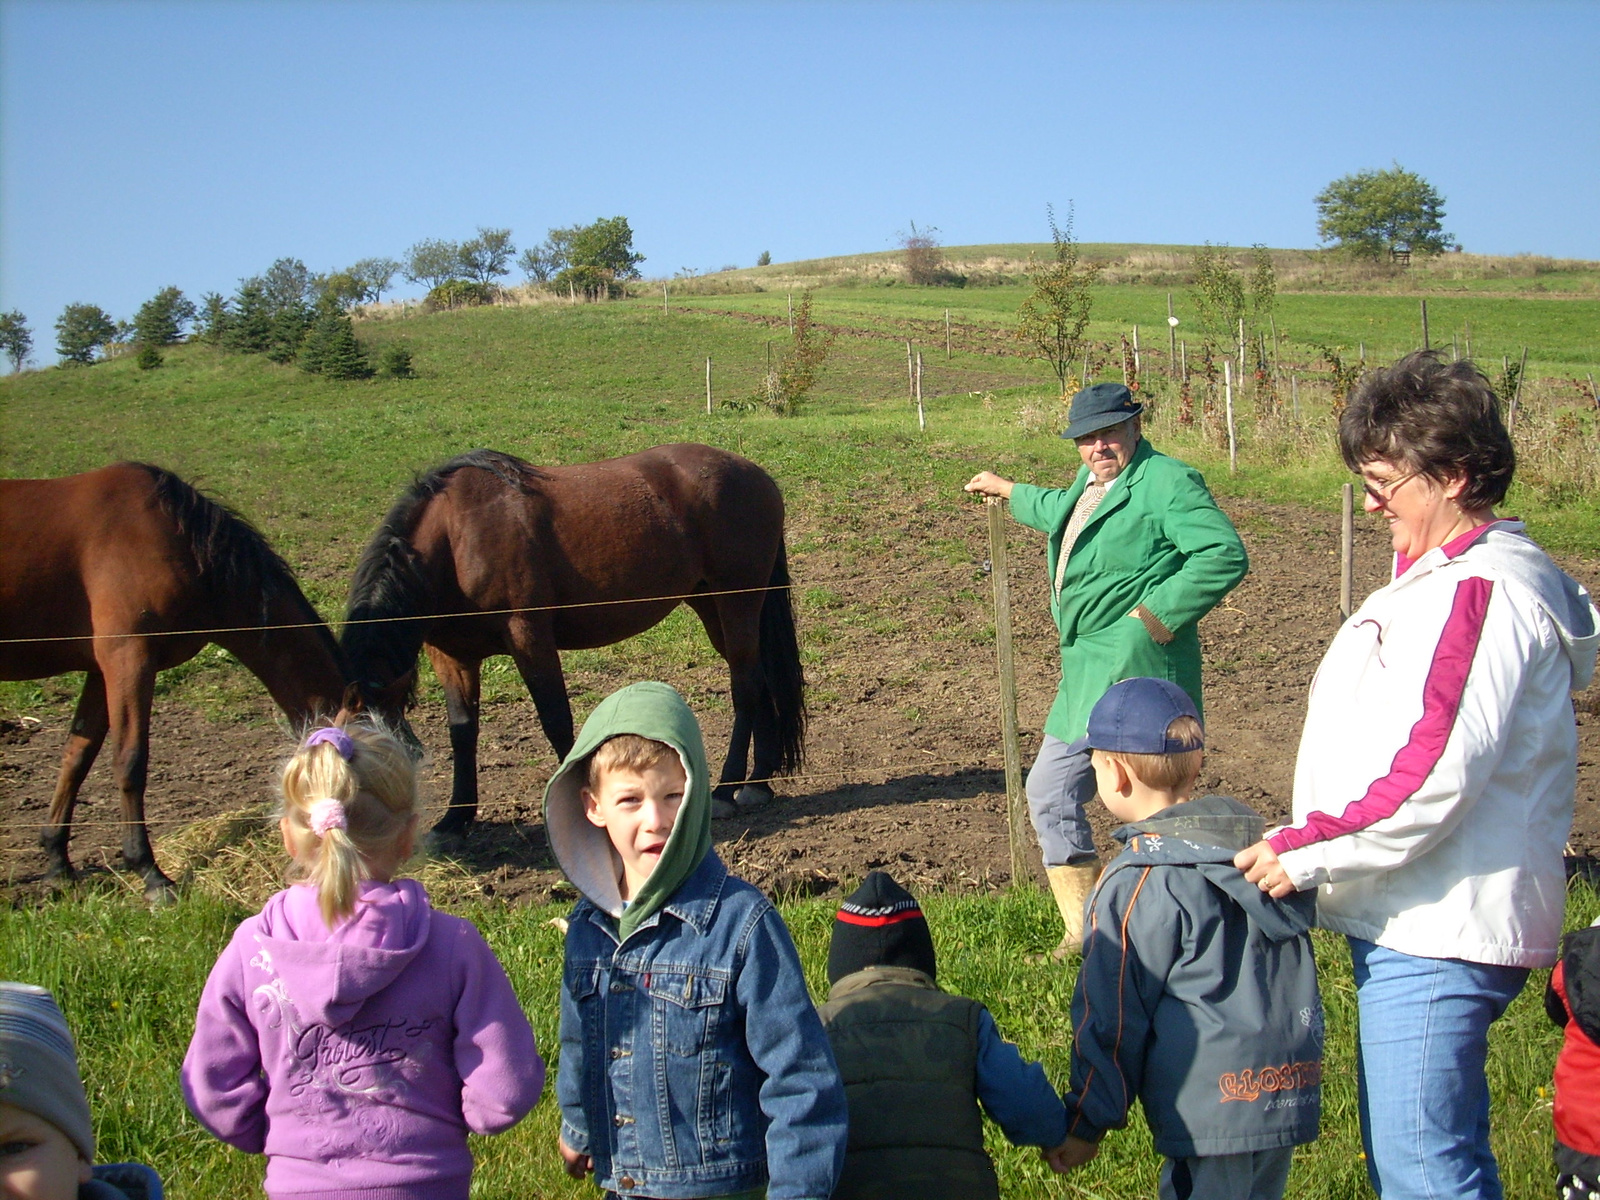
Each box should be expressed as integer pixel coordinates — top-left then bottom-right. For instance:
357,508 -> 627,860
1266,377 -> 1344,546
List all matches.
559,852 -> 848,1199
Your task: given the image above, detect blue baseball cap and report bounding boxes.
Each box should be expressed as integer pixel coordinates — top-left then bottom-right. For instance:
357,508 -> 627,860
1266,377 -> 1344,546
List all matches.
1065,677 -> 1203,757
1060,382 -> 1144,441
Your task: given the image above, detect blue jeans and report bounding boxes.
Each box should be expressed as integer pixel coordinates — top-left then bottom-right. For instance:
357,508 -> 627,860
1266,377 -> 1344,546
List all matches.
1349,938 -> 1529,1200
1024,735 -> 1097,866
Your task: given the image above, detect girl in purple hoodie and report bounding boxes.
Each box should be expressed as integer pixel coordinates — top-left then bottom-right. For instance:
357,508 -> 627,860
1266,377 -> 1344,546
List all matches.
181,720 -> 544,1200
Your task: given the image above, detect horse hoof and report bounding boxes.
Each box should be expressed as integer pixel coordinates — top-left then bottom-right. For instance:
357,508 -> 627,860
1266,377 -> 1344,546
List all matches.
425,827 -> 469,856
711,798 -> 738,820
144,880 -> 178,907
734,784 -> 774,810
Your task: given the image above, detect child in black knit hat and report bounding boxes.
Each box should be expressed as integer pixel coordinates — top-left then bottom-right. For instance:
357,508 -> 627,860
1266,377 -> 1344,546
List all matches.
817,871 -> 1068,1200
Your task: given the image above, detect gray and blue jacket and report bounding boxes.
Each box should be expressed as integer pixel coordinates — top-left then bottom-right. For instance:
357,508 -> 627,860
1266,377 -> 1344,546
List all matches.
1064,794 -> 1322,1158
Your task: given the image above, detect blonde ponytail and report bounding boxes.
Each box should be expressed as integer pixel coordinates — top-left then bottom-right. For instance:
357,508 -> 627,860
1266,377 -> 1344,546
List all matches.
279,718 -> 422,928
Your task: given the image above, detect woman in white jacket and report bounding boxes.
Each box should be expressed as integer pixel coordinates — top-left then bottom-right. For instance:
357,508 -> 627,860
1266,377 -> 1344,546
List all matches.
1237,351 -> 1600,1200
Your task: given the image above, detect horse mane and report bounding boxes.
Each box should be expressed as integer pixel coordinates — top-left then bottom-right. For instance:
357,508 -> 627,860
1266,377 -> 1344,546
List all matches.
127,462 -> 342,666
343,450 -> 541,696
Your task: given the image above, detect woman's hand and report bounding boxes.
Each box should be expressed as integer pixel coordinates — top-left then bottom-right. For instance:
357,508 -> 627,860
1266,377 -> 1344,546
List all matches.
558,1137 -> 593,1179
1235,840 -> 1297,899
964,471 -> 1014,500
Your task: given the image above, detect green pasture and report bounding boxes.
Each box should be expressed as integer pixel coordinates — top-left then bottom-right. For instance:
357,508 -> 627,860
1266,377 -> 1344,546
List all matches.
1,881 -> 1594,1200
3,282 -> 1600,722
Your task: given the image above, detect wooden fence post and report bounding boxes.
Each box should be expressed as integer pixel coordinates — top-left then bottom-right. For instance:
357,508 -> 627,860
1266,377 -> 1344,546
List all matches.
1291,373 -> 1299,420
1420,299 -> 1430,350
916,352 -> 926,431
945,309 -> 951,360
1132,324 -> 1141,374
1340,483 -> 1354,619
986,497 -> 1028,888
1167,293 -> 1177,377
906,341 -> 915,401
1224,360 -> 1237,473
663,282 -> 669,313
1588,374 -> 1598,410
705,357 -> 712,415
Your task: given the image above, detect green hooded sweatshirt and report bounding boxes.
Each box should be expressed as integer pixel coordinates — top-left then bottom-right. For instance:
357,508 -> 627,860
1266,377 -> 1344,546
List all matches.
542,682 -> 713,941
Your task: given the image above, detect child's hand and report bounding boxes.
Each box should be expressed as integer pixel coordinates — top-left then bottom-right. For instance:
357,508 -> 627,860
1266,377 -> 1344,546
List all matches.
1041,1134 -> 1100,1174
558,1137 -> 592,1179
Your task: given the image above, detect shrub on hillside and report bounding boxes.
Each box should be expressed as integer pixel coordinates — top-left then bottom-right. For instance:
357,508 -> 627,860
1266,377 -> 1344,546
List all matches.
378,344 -> 415,378
552,265 -> 619,300
424,280 -> 499,311
135,342 -> 163,370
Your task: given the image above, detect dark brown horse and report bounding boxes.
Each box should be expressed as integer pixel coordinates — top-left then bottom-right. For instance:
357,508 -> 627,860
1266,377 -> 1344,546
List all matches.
0,463 -> 349,898
342,443 -> 805,833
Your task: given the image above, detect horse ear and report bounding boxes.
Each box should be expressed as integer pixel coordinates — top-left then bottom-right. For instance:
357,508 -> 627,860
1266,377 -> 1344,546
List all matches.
340,683 -> 367,716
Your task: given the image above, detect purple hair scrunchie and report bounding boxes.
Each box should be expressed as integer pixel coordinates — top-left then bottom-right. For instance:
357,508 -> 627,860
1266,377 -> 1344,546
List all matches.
304,726 -> 356,761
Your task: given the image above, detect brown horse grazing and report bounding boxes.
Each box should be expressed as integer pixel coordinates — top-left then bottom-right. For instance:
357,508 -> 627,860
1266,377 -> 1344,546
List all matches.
0,463 -> 349,898
342,443 -> 805,834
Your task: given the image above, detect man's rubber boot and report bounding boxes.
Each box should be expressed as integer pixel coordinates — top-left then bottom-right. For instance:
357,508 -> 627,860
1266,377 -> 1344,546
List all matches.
1044,859 -> 1103,961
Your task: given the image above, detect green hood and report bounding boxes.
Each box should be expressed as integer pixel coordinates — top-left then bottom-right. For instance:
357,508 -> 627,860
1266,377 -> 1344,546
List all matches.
542,681 -> 712,939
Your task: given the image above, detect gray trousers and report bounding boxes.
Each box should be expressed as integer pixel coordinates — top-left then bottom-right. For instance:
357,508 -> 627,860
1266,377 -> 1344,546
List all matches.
1024,734 -> 1098,867
1158,1147 -> 1295,1200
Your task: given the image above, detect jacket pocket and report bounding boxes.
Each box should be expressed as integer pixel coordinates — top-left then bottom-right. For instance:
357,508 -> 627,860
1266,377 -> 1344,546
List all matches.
646,969 -> 727,1056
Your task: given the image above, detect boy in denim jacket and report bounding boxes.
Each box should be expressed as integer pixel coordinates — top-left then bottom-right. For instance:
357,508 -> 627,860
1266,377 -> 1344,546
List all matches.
546,682 -> 848,1199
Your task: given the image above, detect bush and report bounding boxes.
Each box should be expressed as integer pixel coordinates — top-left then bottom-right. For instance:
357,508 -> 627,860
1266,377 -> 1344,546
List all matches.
424,280 -> 498,311
135,343 -> 163,371
757,250 -> 772,267
378,344 -> 415,378
551,265 -> 618,300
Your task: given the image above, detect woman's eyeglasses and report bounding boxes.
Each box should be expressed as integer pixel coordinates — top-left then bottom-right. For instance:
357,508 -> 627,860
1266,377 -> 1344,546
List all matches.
1361,471 -> 1418,505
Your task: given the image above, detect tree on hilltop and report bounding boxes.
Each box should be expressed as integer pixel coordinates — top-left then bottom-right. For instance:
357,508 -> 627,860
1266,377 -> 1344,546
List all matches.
0,311 -> 33,372
54,303 -> 117,366
404,238 -> 462,290
1015,203 -> 1099,394
1315,164 -> 1453,259
133,286 -> 197,346
568,216 -> 644,279
458,227 -> 516,284
348,257 -> 401,304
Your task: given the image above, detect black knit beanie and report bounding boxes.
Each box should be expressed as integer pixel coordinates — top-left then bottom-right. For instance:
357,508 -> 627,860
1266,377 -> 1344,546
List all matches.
826,871 -> 937,985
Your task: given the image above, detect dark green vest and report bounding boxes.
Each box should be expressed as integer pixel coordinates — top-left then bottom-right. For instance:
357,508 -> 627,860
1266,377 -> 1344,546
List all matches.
817,967 -> 998,1200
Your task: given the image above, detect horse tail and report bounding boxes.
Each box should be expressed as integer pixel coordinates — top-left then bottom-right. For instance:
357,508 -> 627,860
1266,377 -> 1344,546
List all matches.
133,464 -> 338,660
760,540 -> 807,774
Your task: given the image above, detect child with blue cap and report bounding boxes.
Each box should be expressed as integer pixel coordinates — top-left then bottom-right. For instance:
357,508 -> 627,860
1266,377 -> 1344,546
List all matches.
1043,678 -> 1322,1200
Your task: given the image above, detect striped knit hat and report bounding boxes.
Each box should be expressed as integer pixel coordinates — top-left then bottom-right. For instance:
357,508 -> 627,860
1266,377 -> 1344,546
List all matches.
826,871 -> 937,985
0,982 -> 93,1161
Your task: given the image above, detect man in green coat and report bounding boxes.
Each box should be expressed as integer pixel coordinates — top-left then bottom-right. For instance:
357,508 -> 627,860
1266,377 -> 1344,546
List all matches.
965,382 -> 1247,958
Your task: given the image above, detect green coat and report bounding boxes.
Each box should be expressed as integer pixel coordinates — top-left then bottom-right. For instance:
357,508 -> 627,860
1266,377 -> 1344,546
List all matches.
1008,438 -> 1247,743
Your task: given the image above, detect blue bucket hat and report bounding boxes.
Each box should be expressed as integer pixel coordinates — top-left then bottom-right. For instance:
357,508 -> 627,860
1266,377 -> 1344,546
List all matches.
1065,677 -> 1203,758
1060,382 -> 1144,441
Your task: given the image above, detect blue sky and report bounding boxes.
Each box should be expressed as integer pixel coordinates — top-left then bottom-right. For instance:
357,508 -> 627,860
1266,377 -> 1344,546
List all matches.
2,1 -> 1596,361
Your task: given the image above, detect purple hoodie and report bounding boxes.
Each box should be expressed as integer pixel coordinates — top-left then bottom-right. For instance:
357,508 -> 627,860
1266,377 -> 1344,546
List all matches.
182,879 -> 543,1200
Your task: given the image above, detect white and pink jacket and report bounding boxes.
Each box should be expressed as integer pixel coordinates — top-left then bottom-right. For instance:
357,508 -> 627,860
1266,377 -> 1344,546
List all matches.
1271,520 -> 1600,968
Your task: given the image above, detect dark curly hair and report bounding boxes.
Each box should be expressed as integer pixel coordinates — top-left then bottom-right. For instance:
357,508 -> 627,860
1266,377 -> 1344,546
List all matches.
1338,351 -> 1515,510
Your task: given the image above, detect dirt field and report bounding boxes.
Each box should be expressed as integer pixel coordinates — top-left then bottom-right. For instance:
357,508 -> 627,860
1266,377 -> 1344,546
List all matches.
6,495 -> 1600,904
